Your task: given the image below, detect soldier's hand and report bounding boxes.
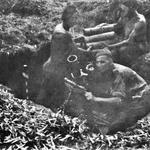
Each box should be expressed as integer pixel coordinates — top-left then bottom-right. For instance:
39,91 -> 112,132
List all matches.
87,46 -> 92,52
74,36 -> 85,43
85,92 -> 94,101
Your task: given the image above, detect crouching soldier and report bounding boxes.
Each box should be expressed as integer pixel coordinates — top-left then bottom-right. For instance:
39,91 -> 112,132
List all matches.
65,48 -> 150,134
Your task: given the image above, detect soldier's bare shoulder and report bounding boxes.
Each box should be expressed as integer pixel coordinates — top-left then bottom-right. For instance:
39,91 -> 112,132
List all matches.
54,23 -> 67,34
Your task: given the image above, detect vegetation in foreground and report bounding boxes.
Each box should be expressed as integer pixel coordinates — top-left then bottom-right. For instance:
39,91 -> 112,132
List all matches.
0,86 -> 150,150
0,0 -> 150,149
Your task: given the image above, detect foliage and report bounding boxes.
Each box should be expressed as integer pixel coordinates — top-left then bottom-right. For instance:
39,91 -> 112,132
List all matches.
0,0 -> 48,16
0,87 -> 150,149
0,13 -> 51,53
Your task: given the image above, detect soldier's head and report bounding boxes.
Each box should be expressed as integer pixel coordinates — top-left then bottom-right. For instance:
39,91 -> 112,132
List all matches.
62,4 -> 79,28
121,0 -> 139,10
110,0 -> 139,20
95,48 -> 114,73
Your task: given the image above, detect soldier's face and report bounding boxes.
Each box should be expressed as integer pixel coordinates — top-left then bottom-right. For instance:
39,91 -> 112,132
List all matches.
119,4 -> 129,18
67,9 -> 79,27
95,55 -> 113,73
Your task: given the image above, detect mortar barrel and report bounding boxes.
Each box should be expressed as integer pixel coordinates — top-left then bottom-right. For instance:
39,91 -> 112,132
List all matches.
83,24 -> 116,36
85,31 -> 115,43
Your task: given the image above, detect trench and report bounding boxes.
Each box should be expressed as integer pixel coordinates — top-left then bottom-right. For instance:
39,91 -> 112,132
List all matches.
0,41 -> 51,101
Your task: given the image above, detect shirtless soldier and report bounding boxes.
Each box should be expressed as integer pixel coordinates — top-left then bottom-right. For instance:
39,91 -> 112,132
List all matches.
105,0 -> 148,66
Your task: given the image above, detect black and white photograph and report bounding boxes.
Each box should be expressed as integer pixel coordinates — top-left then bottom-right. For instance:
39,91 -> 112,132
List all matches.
1,0 -> 150,149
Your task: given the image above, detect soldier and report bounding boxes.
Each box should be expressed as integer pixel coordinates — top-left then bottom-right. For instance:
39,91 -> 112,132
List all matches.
36,4 -> 91,111
105,0 -> 148,66
66,48 -> 150,134
36,4 -> 79,110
